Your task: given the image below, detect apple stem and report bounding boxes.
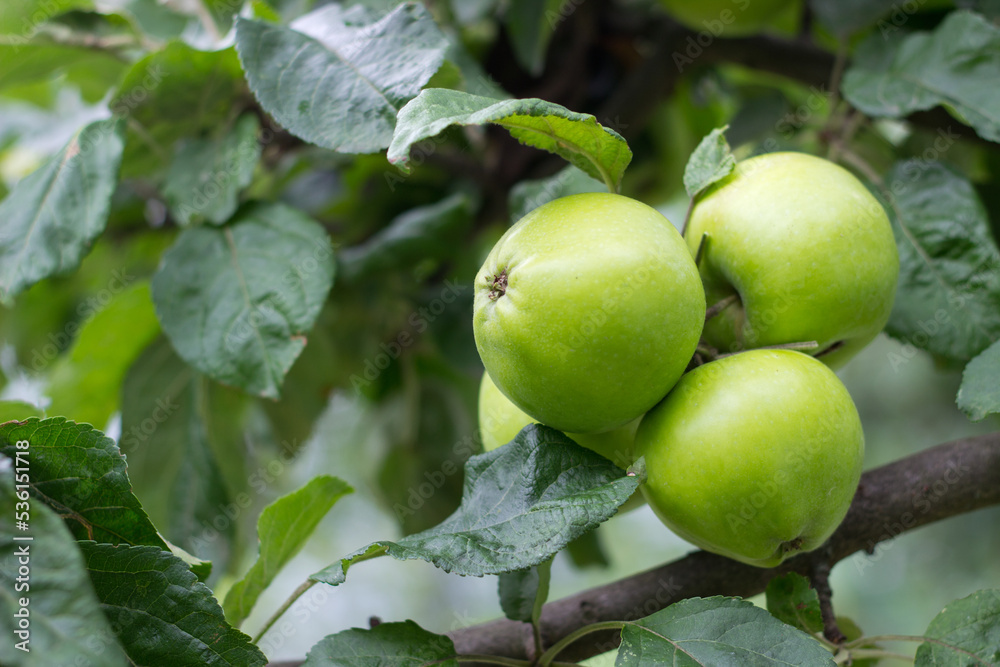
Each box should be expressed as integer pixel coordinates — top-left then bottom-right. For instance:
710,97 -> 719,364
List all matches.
705,294 -> 739,322
811,546 -> 846,645
694,232 -> 709,266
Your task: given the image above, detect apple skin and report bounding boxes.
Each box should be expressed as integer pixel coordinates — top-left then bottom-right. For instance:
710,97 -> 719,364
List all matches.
478,371 -> 637,468
659,0 -> 795,36
474,193 -> 705,434
685,152 -> 899,369
635,349 -> 864,568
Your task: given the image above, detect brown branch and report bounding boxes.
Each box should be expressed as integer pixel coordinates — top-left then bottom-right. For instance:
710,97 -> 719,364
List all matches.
267,432 -> 1000,666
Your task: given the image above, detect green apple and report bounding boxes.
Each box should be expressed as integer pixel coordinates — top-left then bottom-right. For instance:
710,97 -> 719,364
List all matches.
474,192 -> 706,434
478,371 -> 637,467
659,0 -> 795,36
685,152 -> 898,368
636,349 -> 864,568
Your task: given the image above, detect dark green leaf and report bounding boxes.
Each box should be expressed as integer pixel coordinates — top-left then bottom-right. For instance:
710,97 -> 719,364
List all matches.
121,337 -> 235,567
163,114 -> 261,226
883,161 -> 1000,362
236,3 -> 448,153
958,340 -> 1000,420
498,559 -> 551,623
151,202 -> 335,398
808,0 -> 897,36
915,589 -> 1000,666
46,281 -> 160,428
223,475 -> 352,627
112,43 -> 245,178
765,573 -> 824,635
303,620 -> 457,667
0,458 -> 129,667
843,11 -> 1000,144
504,0 -> 568,76
0,118 -> 124,304
617,597 -> 835,666
310,425 -> 639,584
683,126 -> 736,199
339,192 -> 474,281
508,165 -> 605,223
388,88 -> 632,191
564,528 -> 610,568
80,542 -> 267,666
0,418 -> 167,549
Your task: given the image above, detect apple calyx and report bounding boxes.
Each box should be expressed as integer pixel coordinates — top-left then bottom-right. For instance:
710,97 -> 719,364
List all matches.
488,269 -> 508,301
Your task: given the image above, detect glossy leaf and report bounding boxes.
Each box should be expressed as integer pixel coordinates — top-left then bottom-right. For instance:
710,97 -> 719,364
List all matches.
0,418 -> 167,548
683,126 -> 735,200
915,589 -> 1000,666
303,620 -> 457,667
311,425 -> 640,585
80,542 -> 267,666
223,475 -> 352,627
46,281 -> 160,428
163,114 -> 261,226
883,161 -> 1000,363
958,340 -> 1000,421
617,597 -> 835,666
236,3 -> 448,153
0,459 -> 129,667
843,11 -> 1000,144
389,88 -> 632,191
151,202 -> 335,398
765,573 -> 823,636
0,118 -> 124,304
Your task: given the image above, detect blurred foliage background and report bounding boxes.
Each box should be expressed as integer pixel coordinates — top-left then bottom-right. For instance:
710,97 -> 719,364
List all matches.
1,0 -> 999,661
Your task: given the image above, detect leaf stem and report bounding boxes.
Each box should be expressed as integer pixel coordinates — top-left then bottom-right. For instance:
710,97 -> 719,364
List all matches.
454,654 -> 531,666
833,648 -> 914,664
253,580 -> 315,644
844,634 -> 988,663
536,620 -> 625,667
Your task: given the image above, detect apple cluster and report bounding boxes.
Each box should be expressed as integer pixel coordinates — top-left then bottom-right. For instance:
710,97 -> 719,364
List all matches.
473,152 -> 898,567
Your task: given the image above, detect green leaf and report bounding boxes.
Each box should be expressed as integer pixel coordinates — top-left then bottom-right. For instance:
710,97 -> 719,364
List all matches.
223,475 -> 352,627
163,114 -> 261,226
0,118 -> 124,304
303,620 -> 458,667
0,42 -> 125,99
0,0 -> 94,34
508,165 -> 605,223
617,597 -> 835,666
765,573 -> 824,636
0,417 -> 167,549
843,11 -> 1000,144
80,542 -> 268,666
683,126 -> 736,200
0,401 -> 43,422
388,88 -> 632,191
236,2 -> 448,153
0,458 -> 130,667
46,281 -> 160,428
310,425 -> 639,584
807,0 -> 897,36
498,559 -> 551,623
120,337 -> 236,566
958,340 -> 1000,421
504,0 -> 568,76
151,202 -> 335,398
112,43 -> 246,178
883,160 -> 1000,363
339,192 -> 474,281
915,589 -> 1000,666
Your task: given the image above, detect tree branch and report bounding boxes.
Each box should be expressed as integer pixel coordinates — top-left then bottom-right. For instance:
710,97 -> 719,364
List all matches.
266,433 -> 1000,666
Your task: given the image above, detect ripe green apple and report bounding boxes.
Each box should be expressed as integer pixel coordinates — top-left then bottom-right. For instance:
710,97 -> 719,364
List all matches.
659,0 -> 796,36
685,152 -> 898,368
478,372 -> 637,467
474,192 -> 706,434
636,349 -> 864,568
